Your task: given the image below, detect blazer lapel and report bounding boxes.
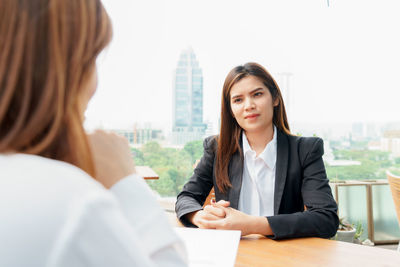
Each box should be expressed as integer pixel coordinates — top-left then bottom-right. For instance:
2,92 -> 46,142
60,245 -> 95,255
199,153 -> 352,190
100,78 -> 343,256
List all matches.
228,137 -> 244,210
274,130 -> 289,215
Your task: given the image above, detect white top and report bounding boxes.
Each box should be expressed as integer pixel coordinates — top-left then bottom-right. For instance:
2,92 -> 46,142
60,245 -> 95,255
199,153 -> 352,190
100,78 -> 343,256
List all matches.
0,153 -> 187,267
238,126 -> 277,217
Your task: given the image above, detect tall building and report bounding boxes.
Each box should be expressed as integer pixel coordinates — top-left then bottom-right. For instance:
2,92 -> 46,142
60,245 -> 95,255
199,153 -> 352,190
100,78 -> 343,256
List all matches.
204,119 -> 217,137
381,130 -> 400,157
351,122 -> 364,140
111,124 -> 163,146
172,47 -> 206,145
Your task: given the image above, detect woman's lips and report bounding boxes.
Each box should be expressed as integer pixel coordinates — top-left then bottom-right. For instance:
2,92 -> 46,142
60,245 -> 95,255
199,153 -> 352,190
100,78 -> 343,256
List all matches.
245,114 -> 259,119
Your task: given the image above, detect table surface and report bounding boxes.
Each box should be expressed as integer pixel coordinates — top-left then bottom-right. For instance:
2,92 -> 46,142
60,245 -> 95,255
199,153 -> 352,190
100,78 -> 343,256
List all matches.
235,234 -> 400,267
136,166 -> 159,180
166,213 -> 400,267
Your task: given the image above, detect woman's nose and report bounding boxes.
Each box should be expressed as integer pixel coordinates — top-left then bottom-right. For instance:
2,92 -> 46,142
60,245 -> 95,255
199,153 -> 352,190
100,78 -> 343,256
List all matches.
244,97 -> 255,111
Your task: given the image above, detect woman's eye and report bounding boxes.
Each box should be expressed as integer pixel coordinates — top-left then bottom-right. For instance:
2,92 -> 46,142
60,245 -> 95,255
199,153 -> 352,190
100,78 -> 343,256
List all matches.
233,98 -> 242,103
254,92 -> 263,97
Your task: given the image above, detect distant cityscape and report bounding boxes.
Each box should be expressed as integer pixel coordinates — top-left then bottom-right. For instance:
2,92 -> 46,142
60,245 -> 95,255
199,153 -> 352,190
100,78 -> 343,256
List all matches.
107,48 -> 400,161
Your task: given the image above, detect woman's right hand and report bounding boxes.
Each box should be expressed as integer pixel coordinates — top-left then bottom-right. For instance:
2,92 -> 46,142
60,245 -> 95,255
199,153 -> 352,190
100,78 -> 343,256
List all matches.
88,130 -> 136,188
186,200 -> 230,228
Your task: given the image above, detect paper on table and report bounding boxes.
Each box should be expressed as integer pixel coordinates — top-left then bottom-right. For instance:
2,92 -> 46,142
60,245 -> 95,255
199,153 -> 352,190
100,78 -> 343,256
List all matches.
174,227 -> 241,267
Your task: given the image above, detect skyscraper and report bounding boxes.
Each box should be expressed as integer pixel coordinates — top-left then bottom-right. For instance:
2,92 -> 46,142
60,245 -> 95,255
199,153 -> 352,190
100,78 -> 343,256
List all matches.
172,47 -> 206,145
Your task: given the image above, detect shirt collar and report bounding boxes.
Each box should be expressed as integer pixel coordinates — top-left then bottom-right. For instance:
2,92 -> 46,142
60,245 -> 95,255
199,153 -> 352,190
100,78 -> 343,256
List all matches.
242,125 -> 277,169
242,131 -> 253,156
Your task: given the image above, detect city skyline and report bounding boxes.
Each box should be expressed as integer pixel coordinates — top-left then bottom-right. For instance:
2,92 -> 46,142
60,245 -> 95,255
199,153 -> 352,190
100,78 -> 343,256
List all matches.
84,0 -> 400,132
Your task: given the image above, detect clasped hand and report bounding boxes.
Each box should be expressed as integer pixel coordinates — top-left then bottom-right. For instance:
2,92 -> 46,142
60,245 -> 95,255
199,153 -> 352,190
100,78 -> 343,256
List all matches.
190,200 -> 257,236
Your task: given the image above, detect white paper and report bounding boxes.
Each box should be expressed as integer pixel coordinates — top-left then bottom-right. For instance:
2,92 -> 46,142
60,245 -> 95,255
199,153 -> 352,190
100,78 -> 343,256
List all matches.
174,227 -> 241,267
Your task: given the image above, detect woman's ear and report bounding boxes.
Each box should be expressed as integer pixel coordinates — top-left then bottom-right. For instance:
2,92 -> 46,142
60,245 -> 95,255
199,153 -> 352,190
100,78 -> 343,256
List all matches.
273,98 -> 280,107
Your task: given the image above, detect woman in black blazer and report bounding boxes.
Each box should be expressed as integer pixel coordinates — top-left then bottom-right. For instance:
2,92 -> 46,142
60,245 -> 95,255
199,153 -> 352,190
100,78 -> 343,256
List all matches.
175,62 -> 338,240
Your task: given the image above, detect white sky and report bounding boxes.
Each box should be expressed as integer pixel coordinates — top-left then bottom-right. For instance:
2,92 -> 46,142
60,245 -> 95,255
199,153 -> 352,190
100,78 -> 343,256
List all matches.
85,0 -> 400,132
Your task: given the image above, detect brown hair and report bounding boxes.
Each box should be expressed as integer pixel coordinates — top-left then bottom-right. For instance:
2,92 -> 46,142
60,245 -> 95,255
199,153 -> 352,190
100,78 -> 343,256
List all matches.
0,0 -> 112,176
215,62 -> 290,192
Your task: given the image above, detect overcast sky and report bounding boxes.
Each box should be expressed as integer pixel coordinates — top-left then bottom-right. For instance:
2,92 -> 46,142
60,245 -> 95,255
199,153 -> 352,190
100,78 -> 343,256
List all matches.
84,0 -> 400,131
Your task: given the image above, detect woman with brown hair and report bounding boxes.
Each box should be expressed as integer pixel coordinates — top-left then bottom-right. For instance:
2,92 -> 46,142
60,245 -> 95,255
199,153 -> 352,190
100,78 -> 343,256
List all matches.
0,0 -> 186,266
175,62 -> 338,239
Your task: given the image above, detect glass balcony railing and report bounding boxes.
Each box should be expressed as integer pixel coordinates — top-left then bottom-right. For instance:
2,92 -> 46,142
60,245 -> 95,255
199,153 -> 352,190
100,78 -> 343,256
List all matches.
330,180 -> 400,244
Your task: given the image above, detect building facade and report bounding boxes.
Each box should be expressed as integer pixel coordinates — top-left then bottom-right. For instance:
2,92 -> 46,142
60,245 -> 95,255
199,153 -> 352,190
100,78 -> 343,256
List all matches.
381,130 -> 400,157
112,127 -> 163,145
172,47 -> 206,145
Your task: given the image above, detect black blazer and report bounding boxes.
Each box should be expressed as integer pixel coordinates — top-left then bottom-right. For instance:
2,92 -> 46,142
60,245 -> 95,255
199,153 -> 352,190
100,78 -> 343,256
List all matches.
175,130 -> 339,240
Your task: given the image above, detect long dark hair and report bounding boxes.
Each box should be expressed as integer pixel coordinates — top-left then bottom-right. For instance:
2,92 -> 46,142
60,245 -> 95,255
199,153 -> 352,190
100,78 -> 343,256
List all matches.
215,62 -> 290,193
0,0 -> 112,176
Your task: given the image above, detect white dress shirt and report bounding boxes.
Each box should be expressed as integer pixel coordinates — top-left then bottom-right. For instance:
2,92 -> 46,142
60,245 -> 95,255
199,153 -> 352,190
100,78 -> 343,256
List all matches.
0,153 -> 187,267
238,126 -> 277,217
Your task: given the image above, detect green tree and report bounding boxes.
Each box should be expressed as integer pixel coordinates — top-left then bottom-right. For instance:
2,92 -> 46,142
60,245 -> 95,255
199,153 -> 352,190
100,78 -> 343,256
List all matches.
136,141 -> 194,196
326,149 -> 393,181
184,140 -> 204,164
131,148 -> 144,165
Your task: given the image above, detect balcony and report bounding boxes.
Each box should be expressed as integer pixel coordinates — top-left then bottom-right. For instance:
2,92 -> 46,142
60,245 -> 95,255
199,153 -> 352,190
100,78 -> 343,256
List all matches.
330,179 -> 400,244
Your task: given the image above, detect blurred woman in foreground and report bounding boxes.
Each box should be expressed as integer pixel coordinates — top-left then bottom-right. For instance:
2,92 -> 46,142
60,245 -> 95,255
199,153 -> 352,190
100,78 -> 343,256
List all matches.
0,0 -> 186,266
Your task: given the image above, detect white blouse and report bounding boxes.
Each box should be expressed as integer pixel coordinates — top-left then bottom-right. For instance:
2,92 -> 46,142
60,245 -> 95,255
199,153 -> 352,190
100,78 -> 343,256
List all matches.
238,126 -> 277,217
0,153 -> 187,267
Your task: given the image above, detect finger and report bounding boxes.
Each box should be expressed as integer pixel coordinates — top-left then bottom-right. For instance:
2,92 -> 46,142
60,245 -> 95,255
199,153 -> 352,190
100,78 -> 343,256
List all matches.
212,202 -> 230,213
202,210 -> 223,221
204,205 -> 226,218
215,200 -> 230,207
194,210 -> 221,222
196,218 -> 217,229
201,218 -> 227,230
